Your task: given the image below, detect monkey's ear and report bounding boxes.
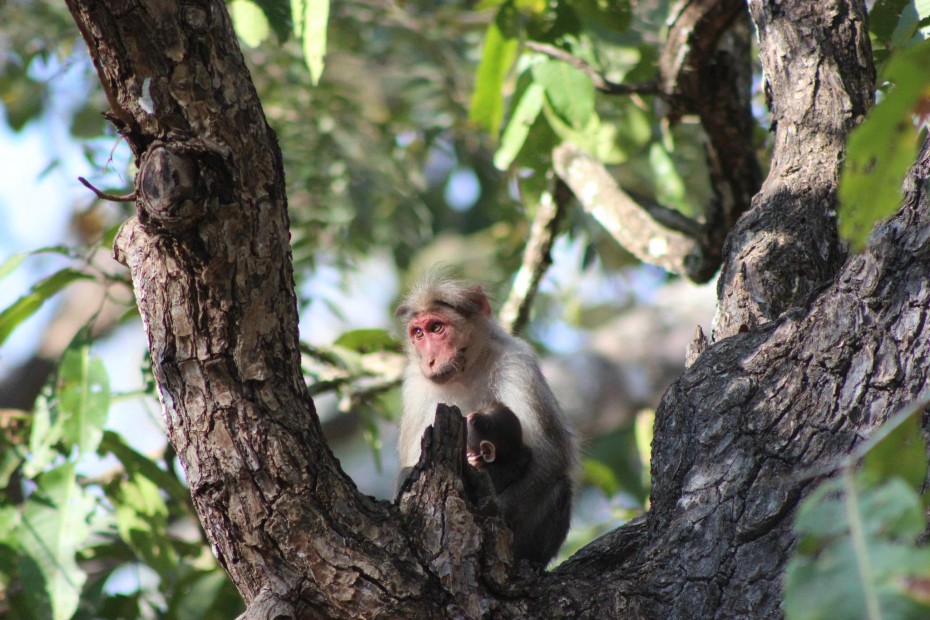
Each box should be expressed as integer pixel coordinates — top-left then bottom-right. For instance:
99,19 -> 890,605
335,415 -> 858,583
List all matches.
468,285 -> 492,316
479,439 -> 496,463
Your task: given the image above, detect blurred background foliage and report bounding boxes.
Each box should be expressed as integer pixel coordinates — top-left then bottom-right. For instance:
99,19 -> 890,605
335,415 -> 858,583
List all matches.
1,0 -> 930,617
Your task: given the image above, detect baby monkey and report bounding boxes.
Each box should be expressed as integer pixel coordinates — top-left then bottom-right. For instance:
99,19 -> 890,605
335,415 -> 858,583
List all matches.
466,402 -> 533,495
466,402 -> 569,565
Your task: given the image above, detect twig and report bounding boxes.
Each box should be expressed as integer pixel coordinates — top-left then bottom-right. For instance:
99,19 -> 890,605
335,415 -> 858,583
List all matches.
525,41 -> 660,97
499,178 -> 571,335
78,176 -> 136,202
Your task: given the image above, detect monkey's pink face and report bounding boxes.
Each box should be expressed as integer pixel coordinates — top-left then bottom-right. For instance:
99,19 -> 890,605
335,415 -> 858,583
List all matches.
408,312 -> 466,384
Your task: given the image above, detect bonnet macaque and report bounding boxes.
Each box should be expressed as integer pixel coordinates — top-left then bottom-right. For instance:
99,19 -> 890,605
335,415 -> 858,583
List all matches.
466,402 -> 532,494
396,273 -> 576,565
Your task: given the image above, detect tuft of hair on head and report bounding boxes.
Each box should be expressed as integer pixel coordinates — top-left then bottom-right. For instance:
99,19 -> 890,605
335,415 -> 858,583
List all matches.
395,267 -> 492,322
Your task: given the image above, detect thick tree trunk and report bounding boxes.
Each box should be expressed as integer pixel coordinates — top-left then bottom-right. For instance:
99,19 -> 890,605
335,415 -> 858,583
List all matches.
66,0 -> 930,618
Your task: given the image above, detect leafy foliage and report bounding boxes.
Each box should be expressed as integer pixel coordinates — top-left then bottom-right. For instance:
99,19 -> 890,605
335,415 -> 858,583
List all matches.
839,38 -> 930,250
784,401 -> 930,620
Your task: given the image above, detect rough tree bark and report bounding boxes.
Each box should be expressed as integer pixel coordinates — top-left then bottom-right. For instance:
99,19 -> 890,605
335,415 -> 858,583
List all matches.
65,0 -> 929,618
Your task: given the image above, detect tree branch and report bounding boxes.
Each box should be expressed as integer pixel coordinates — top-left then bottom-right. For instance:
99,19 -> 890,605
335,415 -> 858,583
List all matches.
552,143 -> 717,281
525,41 -> 659,97
499,178 -> 571,335
659,0 -> 762,282
712,0 -> 873,339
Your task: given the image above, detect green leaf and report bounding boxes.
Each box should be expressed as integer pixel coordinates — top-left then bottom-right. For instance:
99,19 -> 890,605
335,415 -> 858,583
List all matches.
494,82 -> 546,170
333,328 -> 399,353
892,3 -> 922,46
532,59 -> 595,129
871,0 -> 912,44
860,399 -> 928,492
0,268 -> 94,347
169,569 -> 242,620
230,0 -> 271,48
25,396 -> 62,478
0,252 -> 28,281
649,143 -> 687,213
2,75 -> 45,131
19,463 -> 94,620
469,2 -> 520,136
787,475 -> 930,620
56,342 -> 111,455
786,421 -> 930,620
298,0 -> 330,85
69,103 -> 106,138
839,41 -> 930,250
582,458 -> 619,496
571,0 -> 632,36
633,409 -> 654,479
0,247 -> 79,282
0,504 -> 20,544
100,431 -> 191,506
114,473 -> 178,580
542,104 -> 625,164
251,0 -> 292,42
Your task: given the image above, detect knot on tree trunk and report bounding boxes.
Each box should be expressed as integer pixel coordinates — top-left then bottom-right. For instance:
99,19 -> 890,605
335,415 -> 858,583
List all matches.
136,141 -> 231,233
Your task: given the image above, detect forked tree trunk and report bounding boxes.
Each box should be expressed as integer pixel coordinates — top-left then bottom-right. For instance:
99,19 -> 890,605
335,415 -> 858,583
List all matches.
66,0 -> 928,618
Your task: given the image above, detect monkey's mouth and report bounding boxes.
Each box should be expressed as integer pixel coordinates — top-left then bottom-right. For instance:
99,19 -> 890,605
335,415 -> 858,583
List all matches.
427,366 -> 458,384
425,358 -> 463,384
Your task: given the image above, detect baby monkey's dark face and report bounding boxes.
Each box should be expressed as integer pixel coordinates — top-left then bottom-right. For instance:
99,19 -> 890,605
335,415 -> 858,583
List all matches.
466,403 -> 523,468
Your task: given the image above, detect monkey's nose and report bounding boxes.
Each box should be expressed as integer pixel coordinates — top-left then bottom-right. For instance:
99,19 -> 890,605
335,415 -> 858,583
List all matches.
428,359 -> 436,368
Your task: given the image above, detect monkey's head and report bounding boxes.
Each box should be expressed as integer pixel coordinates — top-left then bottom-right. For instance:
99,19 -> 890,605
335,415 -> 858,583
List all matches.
466,403 -> 523,468
396,275 -> 492,385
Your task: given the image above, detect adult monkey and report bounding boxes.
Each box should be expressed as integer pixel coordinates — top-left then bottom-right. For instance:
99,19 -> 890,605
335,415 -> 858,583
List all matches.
395,272 -> 577,565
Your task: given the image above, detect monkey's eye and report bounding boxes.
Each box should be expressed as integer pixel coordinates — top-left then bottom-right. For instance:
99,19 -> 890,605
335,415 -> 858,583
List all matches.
429,322 -> 444,334
411,327 -> 424,339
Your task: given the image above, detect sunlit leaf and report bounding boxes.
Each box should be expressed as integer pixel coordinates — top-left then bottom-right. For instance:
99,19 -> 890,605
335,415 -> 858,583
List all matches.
0,268 -> 94,347
838,41 -> 930,250
634,409 -> 654,480
515,0 -> 546,15
469,2 -> 520,136
25,395 -> 62,478
0,504 -> 19,543
649,143 -> 687,213
56,342 -> 110,455
100,431 -> 191,506
19,463 -> 94,620
333,328 -> 399,353
532,59 -> 595,129
300,0 -> 330,85
494,82 -> 545,170
251,0 -> 292,42
115,473 -> 178,579
230,0 -> 271,48
542,105 -> 625,164
0,252 -> 28,281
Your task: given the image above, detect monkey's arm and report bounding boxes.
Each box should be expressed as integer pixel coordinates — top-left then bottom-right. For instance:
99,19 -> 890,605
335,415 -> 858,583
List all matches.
498,472 -> 573,565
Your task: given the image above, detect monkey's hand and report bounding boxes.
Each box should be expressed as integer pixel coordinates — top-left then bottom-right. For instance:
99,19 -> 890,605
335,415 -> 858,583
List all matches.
466,452 -> 484,468
463,465 -> 498,517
